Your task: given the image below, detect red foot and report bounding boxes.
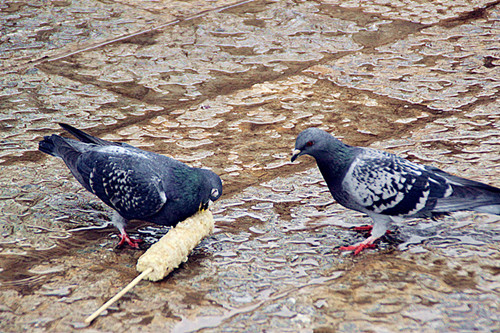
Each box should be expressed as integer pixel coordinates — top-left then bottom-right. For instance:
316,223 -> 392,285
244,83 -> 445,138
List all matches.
117,233 -> 143,249
352,225 -> 391,234
339,243 -> 377,255
352,225 -> 373,231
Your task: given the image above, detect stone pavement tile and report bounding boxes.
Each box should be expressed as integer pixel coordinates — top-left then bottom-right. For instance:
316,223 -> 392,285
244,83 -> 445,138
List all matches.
0,0 -> 245,71
306,4 -> 500,111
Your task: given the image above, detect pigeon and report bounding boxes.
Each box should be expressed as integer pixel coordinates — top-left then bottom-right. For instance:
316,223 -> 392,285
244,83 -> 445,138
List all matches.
39,123 -> 223,248
291,127 -> 500,255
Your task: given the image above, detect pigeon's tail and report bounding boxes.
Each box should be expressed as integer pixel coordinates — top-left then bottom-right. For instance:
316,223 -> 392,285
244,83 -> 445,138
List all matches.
39,134 -> 83,167
59,123 -> 111,146
39,134 -> 62,157
434,178 -> 500,216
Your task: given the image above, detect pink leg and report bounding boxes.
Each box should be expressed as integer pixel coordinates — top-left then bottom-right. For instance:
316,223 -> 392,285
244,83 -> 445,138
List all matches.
352,225 -> 391,234
116,233 -> 143,249
112,211 -> 142,249
341,214 -> 393,255
352,225 -> 373,231
117,232 -> 143,249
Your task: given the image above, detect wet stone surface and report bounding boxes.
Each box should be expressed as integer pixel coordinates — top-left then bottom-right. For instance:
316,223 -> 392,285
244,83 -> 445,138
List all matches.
1,0 -> 499,332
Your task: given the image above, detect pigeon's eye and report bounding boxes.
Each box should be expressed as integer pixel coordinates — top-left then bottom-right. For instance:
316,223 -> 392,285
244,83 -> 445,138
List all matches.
306,141 -> 314,147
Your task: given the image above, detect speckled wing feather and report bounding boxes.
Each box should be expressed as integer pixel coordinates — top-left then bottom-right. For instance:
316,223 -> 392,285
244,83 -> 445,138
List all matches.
76,146 -> 167,220
342,149 -> 453,217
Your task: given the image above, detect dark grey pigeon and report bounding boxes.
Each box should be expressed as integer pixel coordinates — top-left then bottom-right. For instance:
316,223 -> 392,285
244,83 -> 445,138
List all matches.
291,127 -> 500,255
39,123 -> 223,248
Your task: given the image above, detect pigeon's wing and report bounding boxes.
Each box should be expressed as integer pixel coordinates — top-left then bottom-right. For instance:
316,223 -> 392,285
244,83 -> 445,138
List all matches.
341,150 -> 452,217
76,146 -> 167,219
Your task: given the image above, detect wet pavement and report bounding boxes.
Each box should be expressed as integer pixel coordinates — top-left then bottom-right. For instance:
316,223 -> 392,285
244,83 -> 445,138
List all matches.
1,0 -> 499,331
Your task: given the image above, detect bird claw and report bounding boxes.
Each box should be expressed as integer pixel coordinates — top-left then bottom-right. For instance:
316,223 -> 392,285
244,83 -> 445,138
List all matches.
116,233 -> 143,249
352,225 -> 373,232
339,243 -> 377,255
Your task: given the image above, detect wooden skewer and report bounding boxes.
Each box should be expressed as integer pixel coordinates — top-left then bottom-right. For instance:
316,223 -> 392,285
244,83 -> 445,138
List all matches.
84,210 -> 215,324
84,267 -> 153,324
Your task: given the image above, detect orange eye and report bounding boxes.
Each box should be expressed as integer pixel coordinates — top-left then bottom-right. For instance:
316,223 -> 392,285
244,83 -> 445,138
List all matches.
306,141 -> 314,147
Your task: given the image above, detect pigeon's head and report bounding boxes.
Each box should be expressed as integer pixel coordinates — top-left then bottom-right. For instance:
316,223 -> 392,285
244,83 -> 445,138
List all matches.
200,169 -> 223,201
291,127 -> 338,162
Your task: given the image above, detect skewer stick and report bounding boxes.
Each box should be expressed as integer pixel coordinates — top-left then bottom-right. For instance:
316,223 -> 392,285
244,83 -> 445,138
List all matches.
84,267 -> 153,324
84,210 -> 215,324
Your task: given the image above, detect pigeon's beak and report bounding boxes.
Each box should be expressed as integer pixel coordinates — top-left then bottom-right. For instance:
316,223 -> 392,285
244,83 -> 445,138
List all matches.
291,149 -> 302,162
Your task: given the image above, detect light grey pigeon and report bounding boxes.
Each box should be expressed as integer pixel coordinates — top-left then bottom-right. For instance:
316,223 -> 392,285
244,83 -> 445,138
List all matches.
39,123 -> 223,248
291,127 -> 500,254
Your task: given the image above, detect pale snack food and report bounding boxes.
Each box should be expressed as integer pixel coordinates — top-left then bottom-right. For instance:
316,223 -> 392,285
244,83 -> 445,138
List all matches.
85,209 -> 215,324
137,209 -> 215,281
